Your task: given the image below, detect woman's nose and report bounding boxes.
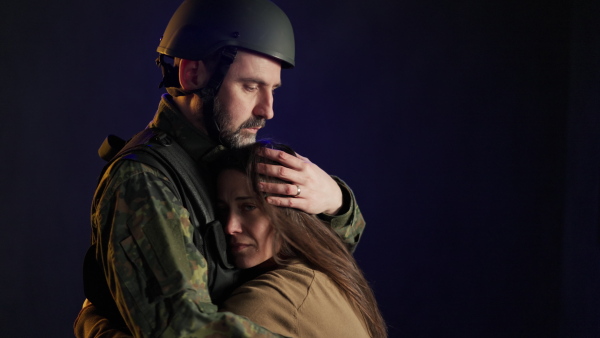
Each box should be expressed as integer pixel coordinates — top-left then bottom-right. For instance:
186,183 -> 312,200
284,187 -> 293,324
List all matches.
224,214 -> 242,235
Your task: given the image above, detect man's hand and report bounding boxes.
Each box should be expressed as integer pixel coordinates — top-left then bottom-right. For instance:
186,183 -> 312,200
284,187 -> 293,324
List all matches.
257,147 -> 343,215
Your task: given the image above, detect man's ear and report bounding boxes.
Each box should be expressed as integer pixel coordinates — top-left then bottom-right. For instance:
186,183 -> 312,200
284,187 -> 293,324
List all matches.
179,59 -> 210,91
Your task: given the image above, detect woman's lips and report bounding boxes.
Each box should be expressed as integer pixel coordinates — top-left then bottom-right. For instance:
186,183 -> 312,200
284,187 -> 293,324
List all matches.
231,243 -> 251,252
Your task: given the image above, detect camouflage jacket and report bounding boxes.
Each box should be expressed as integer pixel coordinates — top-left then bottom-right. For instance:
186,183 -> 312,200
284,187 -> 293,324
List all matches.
86,94 -> 366,337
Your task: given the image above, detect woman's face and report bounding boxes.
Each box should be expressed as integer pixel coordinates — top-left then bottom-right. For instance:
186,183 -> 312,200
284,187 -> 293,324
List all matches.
217,169 -> 275,269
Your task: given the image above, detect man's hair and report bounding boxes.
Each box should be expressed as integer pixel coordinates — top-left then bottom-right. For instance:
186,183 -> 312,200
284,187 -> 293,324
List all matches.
216,140 -> 388,337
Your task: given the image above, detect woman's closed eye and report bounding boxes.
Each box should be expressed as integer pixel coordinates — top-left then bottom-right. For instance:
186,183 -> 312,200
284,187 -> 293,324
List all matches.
241,203 -> 257,212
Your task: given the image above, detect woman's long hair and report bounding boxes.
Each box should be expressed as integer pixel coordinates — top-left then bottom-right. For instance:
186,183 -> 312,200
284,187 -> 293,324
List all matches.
219,140 -> 387,337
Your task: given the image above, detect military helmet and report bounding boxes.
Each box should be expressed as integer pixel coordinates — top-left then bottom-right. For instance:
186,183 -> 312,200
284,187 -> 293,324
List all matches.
157,0 -> 295,68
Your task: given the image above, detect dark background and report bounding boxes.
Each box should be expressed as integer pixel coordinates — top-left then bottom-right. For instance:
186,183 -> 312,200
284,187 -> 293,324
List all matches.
1,0 -> 599,337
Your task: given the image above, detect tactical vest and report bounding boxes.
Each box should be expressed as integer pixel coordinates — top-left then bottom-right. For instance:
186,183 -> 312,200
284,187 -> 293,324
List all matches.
83,128 -> 240,326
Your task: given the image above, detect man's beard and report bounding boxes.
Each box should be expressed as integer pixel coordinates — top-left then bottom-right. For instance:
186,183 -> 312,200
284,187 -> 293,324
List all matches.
212,97 -> 266,148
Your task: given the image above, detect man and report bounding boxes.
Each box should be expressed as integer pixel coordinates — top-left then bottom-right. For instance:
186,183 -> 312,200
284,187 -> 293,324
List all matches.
75,0 -> 365,336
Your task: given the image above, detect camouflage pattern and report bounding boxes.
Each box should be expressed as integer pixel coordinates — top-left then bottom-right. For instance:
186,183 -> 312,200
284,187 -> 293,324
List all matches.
85,94 -> 365,337
321,176 -> 366,253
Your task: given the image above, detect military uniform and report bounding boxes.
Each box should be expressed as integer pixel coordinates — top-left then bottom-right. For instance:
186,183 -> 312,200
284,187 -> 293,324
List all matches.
75,94 -> 365,337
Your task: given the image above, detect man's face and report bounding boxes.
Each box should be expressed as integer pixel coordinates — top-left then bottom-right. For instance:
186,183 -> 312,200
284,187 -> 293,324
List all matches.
212,50 -> 282,148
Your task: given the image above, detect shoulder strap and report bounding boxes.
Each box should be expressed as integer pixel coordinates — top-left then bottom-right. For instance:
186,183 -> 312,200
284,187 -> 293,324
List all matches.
99,128 -> 215,231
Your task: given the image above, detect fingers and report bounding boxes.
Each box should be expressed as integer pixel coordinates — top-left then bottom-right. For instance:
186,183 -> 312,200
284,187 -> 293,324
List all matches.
295,153 -> 310,163
264,193 -> 323,215
257,148 -> 312,185
264,195 -> 307,209
257,162 -> 306,185
257,147 -> 342,215
259,147 -> 308,170
259,181 -> 312,212
259,182 -> 300,197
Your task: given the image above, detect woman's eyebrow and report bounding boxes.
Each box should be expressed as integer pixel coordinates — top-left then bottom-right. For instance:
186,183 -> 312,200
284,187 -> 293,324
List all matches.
235,196 -> 254,201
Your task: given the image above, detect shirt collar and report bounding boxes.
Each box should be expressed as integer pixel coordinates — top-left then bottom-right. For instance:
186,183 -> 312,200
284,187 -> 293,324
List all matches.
148,94 -> 226,164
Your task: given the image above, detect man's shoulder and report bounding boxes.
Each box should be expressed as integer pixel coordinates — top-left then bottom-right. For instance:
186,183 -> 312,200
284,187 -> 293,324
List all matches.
102,156 -> 170,188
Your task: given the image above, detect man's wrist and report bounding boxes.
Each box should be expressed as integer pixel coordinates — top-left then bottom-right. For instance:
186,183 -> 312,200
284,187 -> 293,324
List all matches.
319,176 -> 352,222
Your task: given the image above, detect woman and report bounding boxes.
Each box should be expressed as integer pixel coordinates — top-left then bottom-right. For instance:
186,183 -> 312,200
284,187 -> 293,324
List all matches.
215,141 -> 387,338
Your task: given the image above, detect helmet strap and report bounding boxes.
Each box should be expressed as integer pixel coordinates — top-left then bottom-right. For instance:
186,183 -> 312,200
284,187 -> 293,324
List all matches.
156,54 -> 181,89
156,47 -> 239,143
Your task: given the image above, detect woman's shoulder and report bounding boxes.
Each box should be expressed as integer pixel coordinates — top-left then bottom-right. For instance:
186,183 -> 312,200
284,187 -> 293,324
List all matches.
221,263 -> 314,310
221,263 -> 370,338
273,263 -> 340,293
219,264 -> 315,337
265,263 -> 316,282
267,264 -> 371,338
245,263 -> 317,305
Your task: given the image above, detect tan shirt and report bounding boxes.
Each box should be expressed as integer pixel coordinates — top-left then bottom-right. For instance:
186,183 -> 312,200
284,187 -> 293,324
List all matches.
220,263 -> 370,338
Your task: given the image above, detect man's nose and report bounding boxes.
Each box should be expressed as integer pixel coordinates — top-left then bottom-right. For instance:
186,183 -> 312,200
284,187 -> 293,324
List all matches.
224,214 -> 242,235
253,90 -> 274,120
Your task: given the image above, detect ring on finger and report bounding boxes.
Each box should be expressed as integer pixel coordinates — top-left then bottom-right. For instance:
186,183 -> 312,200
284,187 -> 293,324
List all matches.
294,185 -> 301,197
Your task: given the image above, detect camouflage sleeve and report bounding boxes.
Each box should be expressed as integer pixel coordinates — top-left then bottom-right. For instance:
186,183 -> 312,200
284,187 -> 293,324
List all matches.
317,176 -> 365,253
92,160 -> 283,337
